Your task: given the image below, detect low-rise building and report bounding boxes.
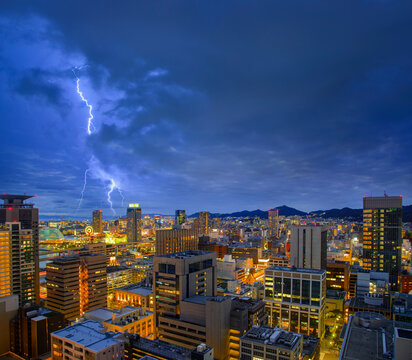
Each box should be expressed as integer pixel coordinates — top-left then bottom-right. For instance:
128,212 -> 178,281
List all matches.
51,320 -> 125,360
84,306 -> 154,337
124,334 -> 213,360
114,284 -> 153,310
240,326 -> 320,360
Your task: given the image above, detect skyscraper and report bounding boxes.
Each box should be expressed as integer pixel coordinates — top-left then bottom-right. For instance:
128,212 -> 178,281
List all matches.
92,210 -> 103,234
0,194 -> 39,305
290,225 -> 328,270
46,253 -> 107,320
198,211 -> 210,235
175,209 -> 186,226
127,203 -> 142,245
268,208 -> 279,238
363,195 -> 402,291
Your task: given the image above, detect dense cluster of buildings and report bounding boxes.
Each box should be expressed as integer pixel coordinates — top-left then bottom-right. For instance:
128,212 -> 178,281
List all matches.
0,194 -> 411,360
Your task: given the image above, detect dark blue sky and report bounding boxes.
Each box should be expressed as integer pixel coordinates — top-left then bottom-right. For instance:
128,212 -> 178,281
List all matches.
1,1 -> 411,217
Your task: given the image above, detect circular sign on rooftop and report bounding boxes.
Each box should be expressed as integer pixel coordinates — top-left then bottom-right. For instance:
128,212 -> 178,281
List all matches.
85,226 -> 94,236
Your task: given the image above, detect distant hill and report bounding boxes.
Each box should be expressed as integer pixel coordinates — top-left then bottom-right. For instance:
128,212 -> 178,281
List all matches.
190,204 -> 412,222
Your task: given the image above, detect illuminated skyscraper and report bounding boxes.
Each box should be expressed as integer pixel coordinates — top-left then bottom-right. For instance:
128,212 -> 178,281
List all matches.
127,203 -> 142,245
0,194 -> 39,305
198,211 -> 210,235
92,210 -> 103,234
290,225 -> 328,270
155,229 -> 198,255
268,208 -> 279,238
175,209 -> 186,226
363,196 -> 402,291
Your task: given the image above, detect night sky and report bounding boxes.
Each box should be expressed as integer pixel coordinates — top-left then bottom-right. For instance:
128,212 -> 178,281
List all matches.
1,1 -> 411,217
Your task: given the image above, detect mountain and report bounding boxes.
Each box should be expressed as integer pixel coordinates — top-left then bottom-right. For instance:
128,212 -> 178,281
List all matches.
308,207 -> 363,221
189,204 -> 412,222
189,206 -> 306,219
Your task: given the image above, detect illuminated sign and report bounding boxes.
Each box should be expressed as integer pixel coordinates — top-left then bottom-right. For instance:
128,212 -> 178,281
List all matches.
129,203 -> 140,208
85,226 -> 94,236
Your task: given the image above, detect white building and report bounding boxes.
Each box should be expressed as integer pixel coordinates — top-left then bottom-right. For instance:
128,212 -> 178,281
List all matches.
51,320 -> 125,360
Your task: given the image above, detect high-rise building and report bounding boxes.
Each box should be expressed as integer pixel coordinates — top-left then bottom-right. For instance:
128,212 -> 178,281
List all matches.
46,253 -> 107,320
198,211 -> 210,235
363,196 -> 402,291
92,210 -> 103,234
155,229 -> 198,255
264,266 -> 326,337
0,194 -> 39,305
326,261 -> 350,292
127,203 -> 142,245
175,210 -> 186,226
0,229 -> 11,297
290,225 -> 328,270
268,208 -> 279,239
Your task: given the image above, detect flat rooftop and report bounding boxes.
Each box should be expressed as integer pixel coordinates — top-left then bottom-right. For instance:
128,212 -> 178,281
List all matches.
52,321 -> 123,352
156,250 -> 214,259
116,284 -> 152,296
266,266 -> 325,275
241,326 -> 301,351
340,312 -> 412,360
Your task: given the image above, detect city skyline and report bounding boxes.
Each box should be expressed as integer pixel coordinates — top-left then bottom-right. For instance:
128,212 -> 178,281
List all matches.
1,2 -> 412,216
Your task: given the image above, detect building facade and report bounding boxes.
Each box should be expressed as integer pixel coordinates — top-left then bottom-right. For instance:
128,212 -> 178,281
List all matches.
363,196 -> 402,291
155,229 -> 198,255
268,209 -> 279,239
264,266 -> 326,338
290,225 -> 328,270
175,210 -> 186,226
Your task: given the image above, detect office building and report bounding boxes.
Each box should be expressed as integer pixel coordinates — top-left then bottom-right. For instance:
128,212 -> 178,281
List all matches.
344,294 -> 392,322
363,195 -> 402,291
155,229 -> 198,255
107,266 -> 133,300
290,225 -> 328,270
339,311 -> 412,360
268,208 -> 279,239
0,194 -> 39,305
326,261 -> 350,292
198,212 -> 210,235
84,306 -> 154,338
127,203 -> 142,245
51,320 -> 125,360
264,266 -> 326,337
46,253 -> 107,320
124,334 -> 214,360
0,229 -> 11,297
240,326 -> 320,360
175,210 -> 186,226
229,244 -> 262,265
92,210 -> 103,234
355,269 -> 389,296
10,304 -> 65,360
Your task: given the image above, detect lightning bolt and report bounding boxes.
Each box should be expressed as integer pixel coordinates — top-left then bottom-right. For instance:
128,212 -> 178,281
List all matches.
77,168 -> 89,210
73,68 -> 95,135
107,179 -> 116,215
73,67 -> 124,214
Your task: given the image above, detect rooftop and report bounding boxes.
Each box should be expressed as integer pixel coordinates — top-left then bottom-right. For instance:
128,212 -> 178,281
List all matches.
266,265 -> 325,275
340,312 -> 412,360
156,250 -> 214,259
129,334 -> 211,360
116,284 -> 152,296
241,326 -> 301,351
52,321 -> 123,353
